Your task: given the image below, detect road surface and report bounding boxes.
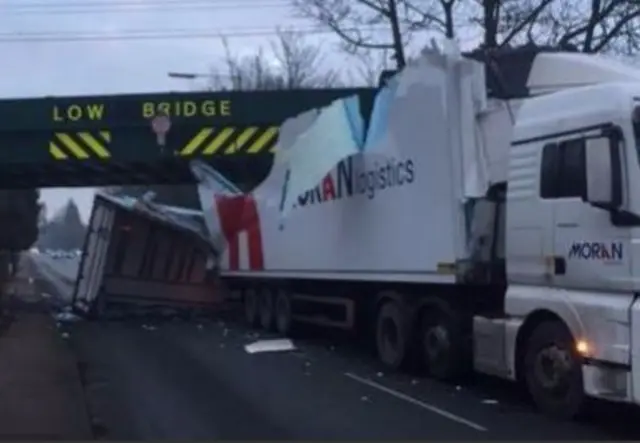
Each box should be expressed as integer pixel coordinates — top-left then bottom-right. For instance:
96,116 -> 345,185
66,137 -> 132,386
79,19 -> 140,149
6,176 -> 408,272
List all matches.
25,251 -> 640,440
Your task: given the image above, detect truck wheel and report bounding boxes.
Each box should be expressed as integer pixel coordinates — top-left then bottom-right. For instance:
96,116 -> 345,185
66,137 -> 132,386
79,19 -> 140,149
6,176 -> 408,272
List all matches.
259,291 -> 275,331
244,289 -> 259,326
419,308 -> 468,381
376,301 -> 407,369
274,291 -> 293,336
523,321 -> 585,419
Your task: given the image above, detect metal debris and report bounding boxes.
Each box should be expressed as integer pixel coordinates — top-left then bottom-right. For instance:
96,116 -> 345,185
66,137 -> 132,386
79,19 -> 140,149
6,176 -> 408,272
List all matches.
61,332 -> 70,339
482,399 -> 498,405
54,311 -> 81,323
244,338 -> 296,354
376,372 -> 384,377
360,396 -> 370,402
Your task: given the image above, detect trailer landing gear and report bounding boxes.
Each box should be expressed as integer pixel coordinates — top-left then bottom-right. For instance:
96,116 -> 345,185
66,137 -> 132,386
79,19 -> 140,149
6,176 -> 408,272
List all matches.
274,291 -> 293,335
244,289 -> 259,326
523,321 -> 585,419
259,291 -> 275,331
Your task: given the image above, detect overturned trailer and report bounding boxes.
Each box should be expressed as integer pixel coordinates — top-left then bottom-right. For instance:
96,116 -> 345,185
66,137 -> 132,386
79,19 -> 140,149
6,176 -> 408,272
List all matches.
72,192 -> 222,318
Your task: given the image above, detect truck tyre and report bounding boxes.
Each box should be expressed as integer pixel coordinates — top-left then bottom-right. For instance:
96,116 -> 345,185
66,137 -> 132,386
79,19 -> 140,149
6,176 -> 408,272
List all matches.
259,290 -> 275,331
244,289 -> 259,326
419,308 -> 468,381
274,291 -> 293,336
376,301 -> 407,369
523,321 -> 585,419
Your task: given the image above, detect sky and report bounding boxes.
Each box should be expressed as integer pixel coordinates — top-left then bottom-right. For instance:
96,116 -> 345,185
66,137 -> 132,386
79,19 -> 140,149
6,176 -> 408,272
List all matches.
1,0 -> 362,222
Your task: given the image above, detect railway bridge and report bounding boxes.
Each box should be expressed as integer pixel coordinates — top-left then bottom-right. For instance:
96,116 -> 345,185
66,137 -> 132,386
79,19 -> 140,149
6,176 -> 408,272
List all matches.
0,88 -> 374,189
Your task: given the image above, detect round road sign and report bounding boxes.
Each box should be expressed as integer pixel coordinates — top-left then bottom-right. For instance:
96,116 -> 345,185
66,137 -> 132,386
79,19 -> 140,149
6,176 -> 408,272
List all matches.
151,114 -> 171,146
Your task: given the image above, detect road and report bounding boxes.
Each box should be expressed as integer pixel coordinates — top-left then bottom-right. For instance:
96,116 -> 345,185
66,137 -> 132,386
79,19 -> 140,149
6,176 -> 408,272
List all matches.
25,252 -> 640,440
27,253 -> 79,305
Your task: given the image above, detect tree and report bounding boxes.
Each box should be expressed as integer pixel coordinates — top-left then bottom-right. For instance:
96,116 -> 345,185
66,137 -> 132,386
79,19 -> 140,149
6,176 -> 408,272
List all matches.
37,199 -> 86,251
292,0 -> 640,69
533,0 -> 640,54
208,28 -> 341,90
0,189 -> 40,252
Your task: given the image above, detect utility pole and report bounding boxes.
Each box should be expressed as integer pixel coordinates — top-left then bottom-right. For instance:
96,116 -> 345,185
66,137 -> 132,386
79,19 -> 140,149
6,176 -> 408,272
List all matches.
388,0 -> 406,69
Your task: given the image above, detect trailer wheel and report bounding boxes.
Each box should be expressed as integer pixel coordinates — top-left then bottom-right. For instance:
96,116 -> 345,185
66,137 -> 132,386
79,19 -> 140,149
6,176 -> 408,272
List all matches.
375,301 -> 407,369
523,321 -> 585,419
274,291 -> 293,336
259,290 -> 275,331
419,308 -> 468,381
244,289 -> 259,326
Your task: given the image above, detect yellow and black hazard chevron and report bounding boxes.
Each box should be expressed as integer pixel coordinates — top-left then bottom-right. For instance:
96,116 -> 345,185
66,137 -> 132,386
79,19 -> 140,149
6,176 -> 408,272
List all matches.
49,131 -> 112,160
179,126 -> 278,157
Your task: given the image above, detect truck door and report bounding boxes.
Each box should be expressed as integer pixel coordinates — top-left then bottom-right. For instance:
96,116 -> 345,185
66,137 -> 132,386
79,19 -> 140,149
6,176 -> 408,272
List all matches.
544,136 -> 631,289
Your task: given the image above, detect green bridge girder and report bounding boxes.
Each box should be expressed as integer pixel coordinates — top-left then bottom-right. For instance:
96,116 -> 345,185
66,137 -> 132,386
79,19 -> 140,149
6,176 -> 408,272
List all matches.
0,88 -> 375,189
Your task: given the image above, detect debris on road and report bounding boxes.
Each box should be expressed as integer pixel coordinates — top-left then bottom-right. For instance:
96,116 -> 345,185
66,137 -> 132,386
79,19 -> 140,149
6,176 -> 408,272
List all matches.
54,311 -> 81,323
482,399 -> 499,405
142,324 -> 157,331
244,338 -> 296,354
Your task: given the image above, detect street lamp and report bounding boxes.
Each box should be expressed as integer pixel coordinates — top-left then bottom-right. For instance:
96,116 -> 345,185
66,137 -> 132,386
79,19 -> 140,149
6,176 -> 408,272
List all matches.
168,72 -> 209,79
167,72 -> 211,91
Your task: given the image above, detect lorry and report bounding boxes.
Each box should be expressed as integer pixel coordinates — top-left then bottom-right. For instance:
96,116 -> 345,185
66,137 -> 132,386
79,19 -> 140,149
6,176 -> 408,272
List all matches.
191,40 -> 640,419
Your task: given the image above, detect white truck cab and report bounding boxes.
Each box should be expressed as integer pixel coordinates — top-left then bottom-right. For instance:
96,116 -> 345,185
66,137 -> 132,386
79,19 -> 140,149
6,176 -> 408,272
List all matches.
483,58 -> 640,416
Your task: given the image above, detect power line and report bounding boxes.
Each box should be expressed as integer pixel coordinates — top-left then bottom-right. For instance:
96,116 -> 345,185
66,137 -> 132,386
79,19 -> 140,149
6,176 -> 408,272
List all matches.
5,0 -> 282,7
4,0 -> 289,15
0,26 -> 390,43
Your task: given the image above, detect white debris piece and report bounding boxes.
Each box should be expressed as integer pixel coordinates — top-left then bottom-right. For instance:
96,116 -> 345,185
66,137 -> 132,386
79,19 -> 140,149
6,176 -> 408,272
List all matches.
244,338 -> 296,354
481,399 -> 498,405
61,332 -> 70,339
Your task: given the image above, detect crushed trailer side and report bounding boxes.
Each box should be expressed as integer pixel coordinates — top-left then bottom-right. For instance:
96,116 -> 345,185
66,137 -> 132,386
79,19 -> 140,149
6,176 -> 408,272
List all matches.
72,194 -> 222,318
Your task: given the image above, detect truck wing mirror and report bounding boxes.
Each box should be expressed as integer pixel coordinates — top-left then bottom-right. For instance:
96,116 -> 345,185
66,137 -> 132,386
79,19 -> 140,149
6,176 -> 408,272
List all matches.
585,135 -> 622,209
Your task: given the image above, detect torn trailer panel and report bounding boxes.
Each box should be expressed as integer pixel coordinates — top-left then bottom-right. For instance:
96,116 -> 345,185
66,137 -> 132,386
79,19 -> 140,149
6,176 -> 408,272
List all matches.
72,192 -> 222,317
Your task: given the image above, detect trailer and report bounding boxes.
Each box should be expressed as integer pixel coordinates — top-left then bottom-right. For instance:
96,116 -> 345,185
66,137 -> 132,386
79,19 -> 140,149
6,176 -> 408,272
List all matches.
72,192 -> 221,318
193,41 -> 640,419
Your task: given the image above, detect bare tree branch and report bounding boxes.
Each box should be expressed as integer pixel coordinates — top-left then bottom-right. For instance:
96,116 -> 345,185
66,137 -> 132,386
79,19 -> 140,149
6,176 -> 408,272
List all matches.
207,31 -> 340,91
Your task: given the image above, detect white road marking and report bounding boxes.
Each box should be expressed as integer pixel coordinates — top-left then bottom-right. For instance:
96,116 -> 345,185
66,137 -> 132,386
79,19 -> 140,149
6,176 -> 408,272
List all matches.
345,372 -> 488,432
